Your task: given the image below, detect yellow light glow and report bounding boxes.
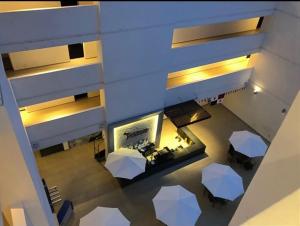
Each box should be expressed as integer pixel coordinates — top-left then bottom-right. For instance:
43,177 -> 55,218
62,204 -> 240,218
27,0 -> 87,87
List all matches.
113,114 -> 159,151
253,85 -> 262,94
0,2 -> 61,13
19,96 -> 100,127
20,109 -> 72,126
159,118 -> 190,150
167,56 -> 250,89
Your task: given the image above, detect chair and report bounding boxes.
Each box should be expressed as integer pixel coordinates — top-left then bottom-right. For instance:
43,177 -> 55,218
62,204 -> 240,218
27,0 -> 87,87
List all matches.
244,161 -> 254,170
227,145 -> 236,163
208,192 -> 216,207
228,144 -> 235,156
215,197 -> 227,206
236,152 -> 250,165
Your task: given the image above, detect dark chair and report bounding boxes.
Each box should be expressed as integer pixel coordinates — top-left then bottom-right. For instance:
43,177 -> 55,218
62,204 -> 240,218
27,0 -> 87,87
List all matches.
228,144 -> 235,156
208,192 -> 216,207
227,145 -> 236,163
244,161 -> 254,170
94,149 -> 105,162
236,157 -> 244,164
215,197 -> 227,206
203,186 -> 209,195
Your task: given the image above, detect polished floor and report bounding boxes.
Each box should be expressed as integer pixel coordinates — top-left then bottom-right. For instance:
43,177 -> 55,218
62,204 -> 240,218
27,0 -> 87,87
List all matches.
35,104 -> 268,226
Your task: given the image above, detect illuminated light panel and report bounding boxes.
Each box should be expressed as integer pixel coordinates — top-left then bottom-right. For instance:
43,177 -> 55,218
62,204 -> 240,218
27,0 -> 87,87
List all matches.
167,56 -> 250,89
253,85 -> 262,94
113,114 -> 159,151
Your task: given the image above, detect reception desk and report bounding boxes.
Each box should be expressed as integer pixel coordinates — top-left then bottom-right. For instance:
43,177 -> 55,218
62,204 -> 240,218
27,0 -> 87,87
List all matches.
117,126 -> 207,187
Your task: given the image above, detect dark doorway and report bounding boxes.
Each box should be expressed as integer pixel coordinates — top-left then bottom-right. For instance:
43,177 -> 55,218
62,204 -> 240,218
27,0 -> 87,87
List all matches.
74,93 -> 88,101
60,0 -> 78,7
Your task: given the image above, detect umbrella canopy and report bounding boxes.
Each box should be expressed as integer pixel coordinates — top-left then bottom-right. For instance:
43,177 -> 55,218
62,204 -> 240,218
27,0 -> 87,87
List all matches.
152,185 -> 201,226
80,207 -> 130,226
229,130 -> 268,157
202,163 -> 244,201
105,148 -> 146,179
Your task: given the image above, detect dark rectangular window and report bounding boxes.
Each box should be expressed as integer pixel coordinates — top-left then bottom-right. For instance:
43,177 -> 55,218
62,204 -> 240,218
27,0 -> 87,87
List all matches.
74,93 -> 88,101
68,43 -> 84,59
60,0 -> 78,7
1,54 -> 13,71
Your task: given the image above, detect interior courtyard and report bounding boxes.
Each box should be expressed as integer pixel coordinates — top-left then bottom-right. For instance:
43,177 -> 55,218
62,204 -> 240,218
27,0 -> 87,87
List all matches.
35,104 -> 268,226
0,2 -> 299,226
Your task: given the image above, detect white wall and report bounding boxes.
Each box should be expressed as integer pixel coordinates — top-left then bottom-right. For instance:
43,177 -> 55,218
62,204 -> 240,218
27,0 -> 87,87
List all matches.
0,106 -> 52,226
223,2 -> 300,141
0,86 -> 2,105
104,72 -> 167,123
229,91 -> 300,226
100,2 -> 275,124
99,2 -> 275,32
170,33 -> 263,73
101,26 -> 173,83
0,5 -> 99,53
26,106 -> 105,150
0,60 -> 54,226
9,60 -> 102,107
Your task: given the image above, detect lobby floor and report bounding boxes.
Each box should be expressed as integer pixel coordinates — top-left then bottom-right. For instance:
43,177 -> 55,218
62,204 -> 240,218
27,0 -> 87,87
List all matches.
35,104 -> 269,226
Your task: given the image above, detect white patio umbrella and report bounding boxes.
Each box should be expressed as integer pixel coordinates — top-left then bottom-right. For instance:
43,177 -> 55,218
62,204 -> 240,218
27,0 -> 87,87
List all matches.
229,130 -> 268,157
80,207 -> 130,226
202,163 -> 244,201
104,148 -> 146,179
152,185 -> 201,226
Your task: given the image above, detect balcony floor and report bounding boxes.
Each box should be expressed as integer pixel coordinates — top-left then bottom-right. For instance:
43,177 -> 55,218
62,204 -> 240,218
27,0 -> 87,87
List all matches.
21,96 -> 100,127
7,57 -> 100,78
35,104 -> 269,226
167,60 -> 250,89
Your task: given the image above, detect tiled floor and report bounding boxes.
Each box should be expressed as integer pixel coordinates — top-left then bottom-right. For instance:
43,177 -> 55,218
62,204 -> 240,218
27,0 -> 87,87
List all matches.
35,104 -> 269,226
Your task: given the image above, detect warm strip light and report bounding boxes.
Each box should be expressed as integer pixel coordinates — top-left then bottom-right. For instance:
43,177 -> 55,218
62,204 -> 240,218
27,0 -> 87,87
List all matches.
0,2 -> 61,13
167,56 -> 250,89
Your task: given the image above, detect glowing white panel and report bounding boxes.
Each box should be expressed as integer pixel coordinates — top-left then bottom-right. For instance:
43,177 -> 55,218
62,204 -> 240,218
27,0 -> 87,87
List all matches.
113,114 -> 159,151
